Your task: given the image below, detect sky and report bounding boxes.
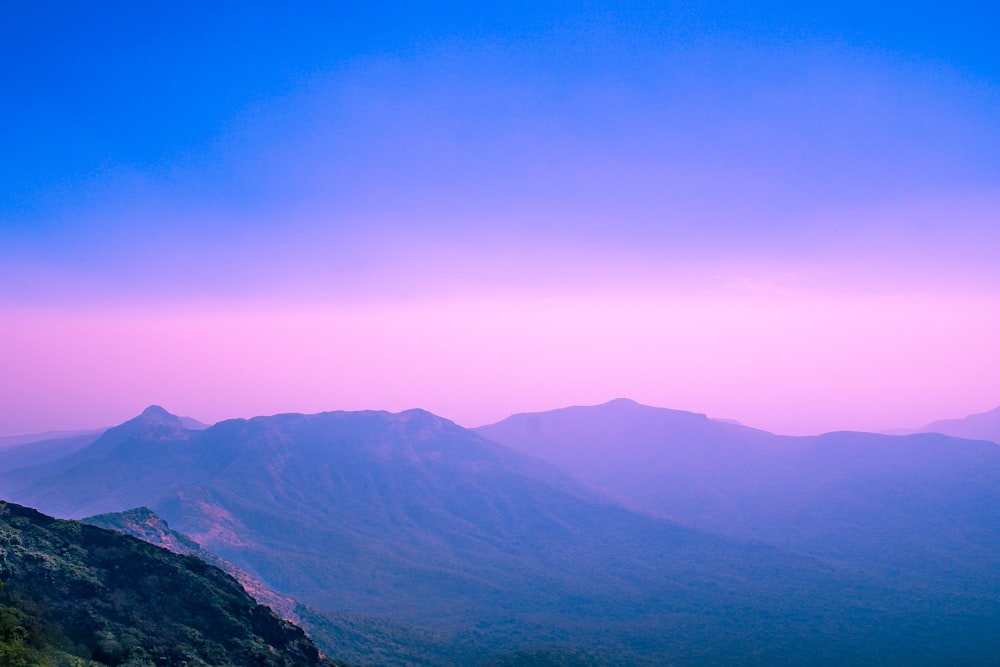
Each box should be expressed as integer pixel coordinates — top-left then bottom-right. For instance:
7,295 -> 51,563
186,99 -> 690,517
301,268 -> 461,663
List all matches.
2,1 -> 999,436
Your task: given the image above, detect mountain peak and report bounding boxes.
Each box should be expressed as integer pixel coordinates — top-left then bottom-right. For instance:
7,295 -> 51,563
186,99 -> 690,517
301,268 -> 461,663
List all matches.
133,406 -> 207,430
605,397 -> 640,406
133,405 -> 187,429
594,398 -> 706,419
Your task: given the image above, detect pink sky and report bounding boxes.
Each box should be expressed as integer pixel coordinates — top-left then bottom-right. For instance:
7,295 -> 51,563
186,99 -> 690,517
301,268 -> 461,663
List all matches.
4,10 -> 999,438
3,285 -> 998,437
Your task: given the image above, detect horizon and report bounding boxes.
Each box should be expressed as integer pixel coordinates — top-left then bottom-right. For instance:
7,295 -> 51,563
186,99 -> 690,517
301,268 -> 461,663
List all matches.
3,3 -> 999,437
0,396 -> 995,441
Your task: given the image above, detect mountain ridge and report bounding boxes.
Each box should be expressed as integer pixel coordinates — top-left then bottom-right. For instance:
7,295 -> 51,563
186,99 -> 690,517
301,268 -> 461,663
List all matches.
83,506 -> 302,624
7,404 -> 1000,664
476,399 -> 1000,592
0,500 -> 346,666
919,405 -> 1000,444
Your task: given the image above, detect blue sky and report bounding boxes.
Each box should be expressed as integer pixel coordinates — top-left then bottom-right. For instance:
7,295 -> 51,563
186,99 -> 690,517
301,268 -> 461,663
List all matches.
2,2 -> 999,433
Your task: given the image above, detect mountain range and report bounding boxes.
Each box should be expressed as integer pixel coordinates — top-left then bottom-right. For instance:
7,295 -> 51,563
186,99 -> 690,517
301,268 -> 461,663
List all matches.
3,402 -> 1000,665
477,398 -> 1000,591
918,405 -> 1000,444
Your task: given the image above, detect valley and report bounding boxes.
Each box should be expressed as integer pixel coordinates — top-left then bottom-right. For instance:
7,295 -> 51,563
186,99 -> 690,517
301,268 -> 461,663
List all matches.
3,402 -> 1000,665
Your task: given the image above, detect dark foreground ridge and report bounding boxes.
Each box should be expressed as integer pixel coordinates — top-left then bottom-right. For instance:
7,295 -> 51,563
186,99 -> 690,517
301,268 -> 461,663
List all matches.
0,500 -> 347,667
83,506 -> 301,625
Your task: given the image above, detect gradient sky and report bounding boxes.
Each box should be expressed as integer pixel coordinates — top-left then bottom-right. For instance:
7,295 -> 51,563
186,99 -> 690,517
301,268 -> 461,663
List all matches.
2,1 -> 999,435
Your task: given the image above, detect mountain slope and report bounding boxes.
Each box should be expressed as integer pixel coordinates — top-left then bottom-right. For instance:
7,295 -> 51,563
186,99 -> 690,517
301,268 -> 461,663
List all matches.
0,428 -> 105,449
1,406 -> 226,516
0,500 -> 343,667
81,507 -> 486,667
0,430 -> 104,474
919,405 -> 1000,444
476,399 -> 1000,589
7,406 -> 1000,665
83,506 -> 300,624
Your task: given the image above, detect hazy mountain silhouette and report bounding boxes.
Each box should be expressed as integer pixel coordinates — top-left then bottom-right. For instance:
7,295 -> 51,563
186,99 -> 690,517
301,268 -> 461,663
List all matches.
0,427 -> 105,449
0,430 -> 104,473
0,408 -> 203,451
0,405 -> 220,516
477,398 -> 1000,591
918,405 -> 1000,444
5,405 -> 1000,664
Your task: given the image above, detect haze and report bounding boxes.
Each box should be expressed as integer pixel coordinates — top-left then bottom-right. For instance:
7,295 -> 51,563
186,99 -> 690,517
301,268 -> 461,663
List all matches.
2,2 -> 999,435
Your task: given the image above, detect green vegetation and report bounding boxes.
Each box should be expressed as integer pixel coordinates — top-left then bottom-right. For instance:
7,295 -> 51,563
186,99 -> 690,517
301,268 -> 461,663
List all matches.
0,501 -> 346,667
0,603 -> 32,667
82,507 -> 300,624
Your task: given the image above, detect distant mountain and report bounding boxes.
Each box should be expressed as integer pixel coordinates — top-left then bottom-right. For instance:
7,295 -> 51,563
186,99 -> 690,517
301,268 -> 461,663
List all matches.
0,408 -> 204,451
477,399 -> 1000,591
179,414 -> 211,430
7,405 -> 1000,665
0,430 -> 104,473
919,405 -> 1000,444
0,500 -> 344,666
0,405 -> 219,516
0,428 -> 105,449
